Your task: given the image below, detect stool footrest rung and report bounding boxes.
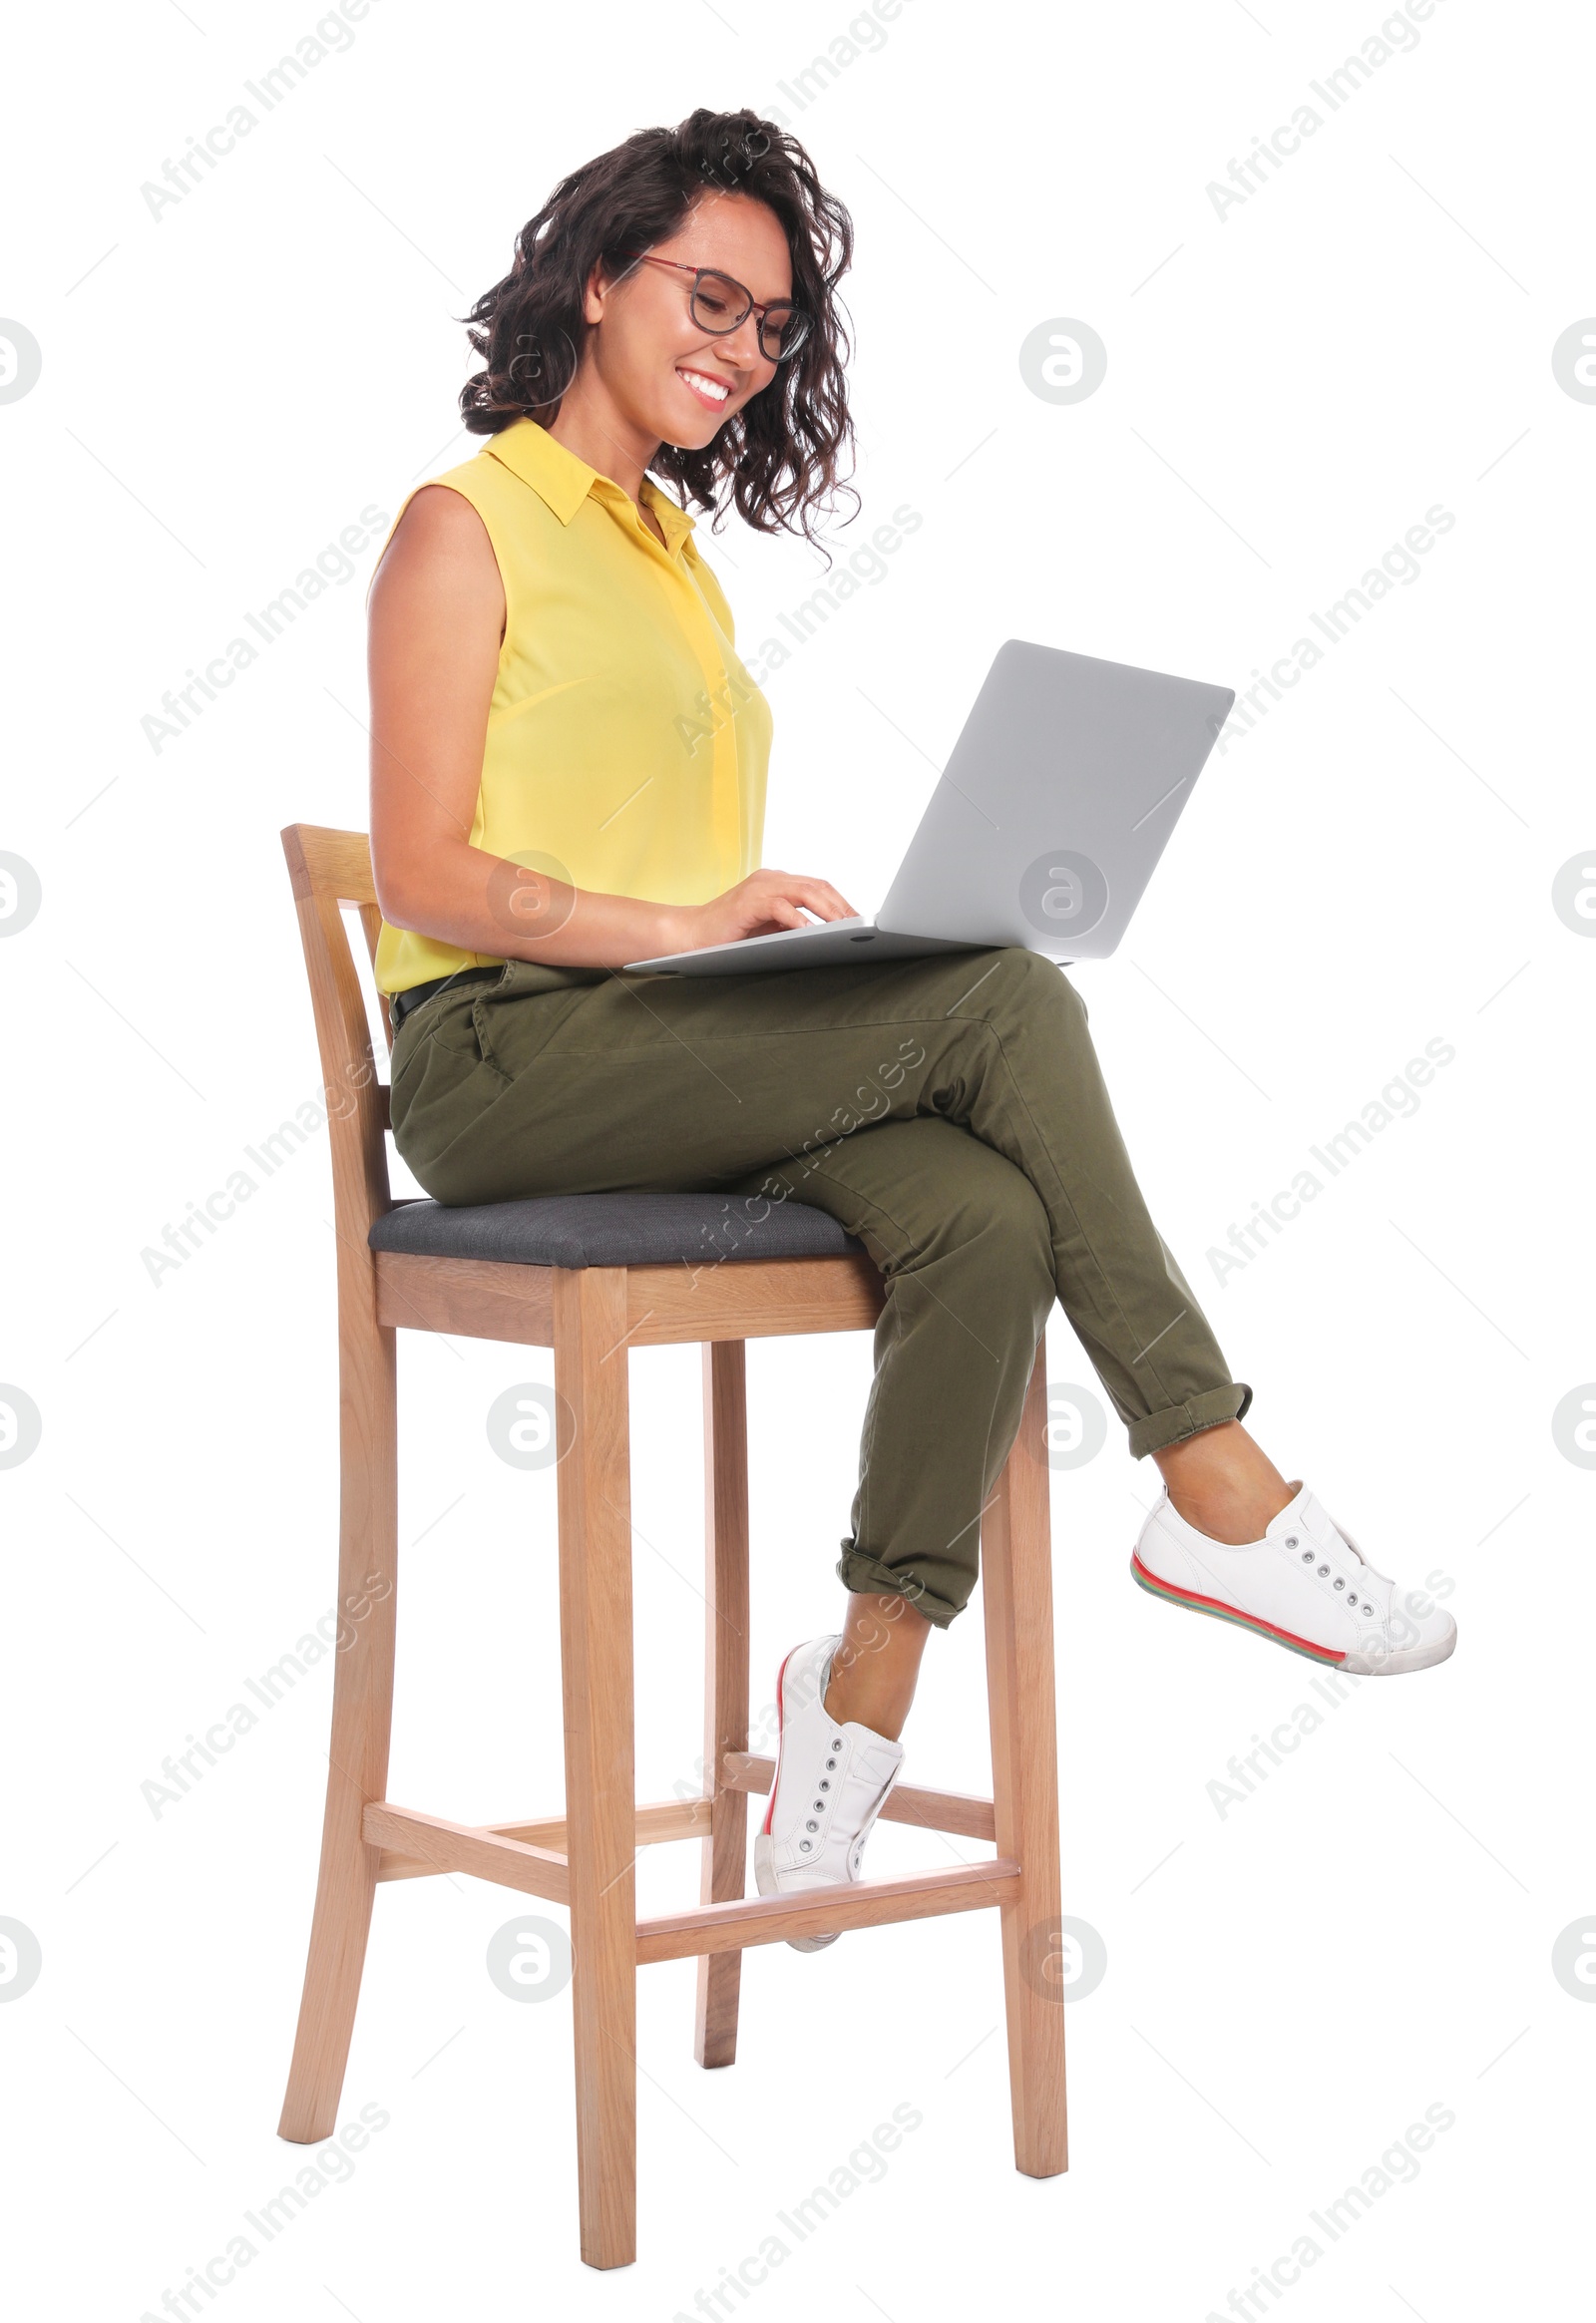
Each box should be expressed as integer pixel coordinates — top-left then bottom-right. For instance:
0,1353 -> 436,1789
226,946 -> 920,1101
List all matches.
364,1802 -> 571,1903
721,1752 -> 998,1844
637,1859 -> 1020,1964
370,1777 -> 996,1890
366,1803 -> 1013,1961
371,1795 -> 712,1884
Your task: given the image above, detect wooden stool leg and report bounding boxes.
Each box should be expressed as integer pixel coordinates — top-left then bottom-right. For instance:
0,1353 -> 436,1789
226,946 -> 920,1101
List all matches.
982,1343 -> 1068,2178
556,1268 -> 638,2270
278,1299 -> 398,2143
695,1341 -> 750,2069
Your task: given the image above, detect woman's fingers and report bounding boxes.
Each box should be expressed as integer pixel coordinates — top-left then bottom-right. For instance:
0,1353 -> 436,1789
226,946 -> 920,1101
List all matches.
760,872 -> 858,922
698,871 -> 861,947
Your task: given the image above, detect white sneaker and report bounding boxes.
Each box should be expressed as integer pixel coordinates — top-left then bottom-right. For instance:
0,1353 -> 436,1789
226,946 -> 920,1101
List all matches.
753,1634 -> 906,1952
1131,1481 -> 1456,1675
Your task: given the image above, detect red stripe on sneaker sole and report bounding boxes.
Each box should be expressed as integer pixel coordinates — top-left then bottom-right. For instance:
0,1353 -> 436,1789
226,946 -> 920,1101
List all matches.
1129,1552 -> 1348,1667
761,1646 -> 790,1838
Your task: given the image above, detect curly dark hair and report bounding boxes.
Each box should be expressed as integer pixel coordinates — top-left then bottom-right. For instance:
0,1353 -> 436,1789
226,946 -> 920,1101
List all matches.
458,108 -> 858,549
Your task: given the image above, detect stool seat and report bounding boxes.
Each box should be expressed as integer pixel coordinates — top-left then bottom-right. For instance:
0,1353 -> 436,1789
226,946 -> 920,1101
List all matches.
370,1189 -> 864,1270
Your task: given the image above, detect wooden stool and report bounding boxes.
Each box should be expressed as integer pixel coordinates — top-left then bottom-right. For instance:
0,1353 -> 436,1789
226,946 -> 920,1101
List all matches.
275,824 -> 1068,2268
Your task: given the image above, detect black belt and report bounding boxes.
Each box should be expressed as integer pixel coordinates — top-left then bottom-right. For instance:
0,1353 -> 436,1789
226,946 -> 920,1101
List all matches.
389,968 -> 499,1029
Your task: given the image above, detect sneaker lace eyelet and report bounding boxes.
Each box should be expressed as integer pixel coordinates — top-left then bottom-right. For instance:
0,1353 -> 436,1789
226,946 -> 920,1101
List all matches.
1285,1535 -> 1299,1548
1318,1563 -> 1331,1577
1333,1577 -> 1345,1590
800,1839 -> 812,1850
1302,1550 -> 1314,1562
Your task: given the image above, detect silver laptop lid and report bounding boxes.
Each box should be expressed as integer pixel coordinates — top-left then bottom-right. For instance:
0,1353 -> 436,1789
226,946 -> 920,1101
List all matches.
876,639 -> 1234,959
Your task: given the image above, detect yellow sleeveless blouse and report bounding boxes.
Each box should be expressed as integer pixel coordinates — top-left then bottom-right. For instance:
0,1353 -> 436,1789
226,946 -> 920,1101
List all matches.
372,417 -> 772,993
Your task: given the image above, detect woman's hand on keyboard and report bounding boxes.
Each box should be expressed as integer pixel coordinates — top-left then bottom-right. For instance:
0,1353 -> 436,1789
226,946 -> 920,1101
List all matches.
674,870 -> 859,952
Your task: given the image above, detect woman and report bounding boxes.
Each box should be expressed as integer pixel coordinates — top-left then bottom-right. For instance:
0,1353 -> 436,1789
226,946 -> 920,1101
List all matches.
368,107 -> 1454,1950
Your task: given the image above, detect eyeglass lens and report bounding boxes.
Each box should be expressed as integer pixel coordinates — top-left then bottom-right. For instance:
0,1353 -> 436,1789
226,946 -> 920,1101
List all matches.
690,269 -> 808,358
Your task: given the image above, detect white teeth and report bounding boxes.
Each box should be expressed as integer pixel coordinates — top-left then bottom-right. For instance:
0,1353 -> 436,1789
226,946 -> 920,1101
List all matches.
678,367 -> 730,403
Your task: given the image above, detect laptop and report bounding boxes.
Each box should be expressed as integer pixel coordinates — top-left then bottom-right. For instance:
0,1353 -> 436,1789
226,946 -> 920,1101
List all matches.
622,638 -> 1234,976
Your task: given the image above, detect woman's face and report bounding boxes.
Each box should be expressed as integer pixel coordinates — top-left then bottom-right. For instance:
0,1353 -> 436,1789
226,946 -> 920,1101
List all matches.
582,192 -> 793,450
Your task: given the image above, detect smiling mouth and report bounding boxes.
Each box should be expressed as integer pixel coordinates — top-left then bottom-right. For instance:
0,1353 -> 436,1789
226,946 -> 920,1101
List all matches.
676,365 -> 732,410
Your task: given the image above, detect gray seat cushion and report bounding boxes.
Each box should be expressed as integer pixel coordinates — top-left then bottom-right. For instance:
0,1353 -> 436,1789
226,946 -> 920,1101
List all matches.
369,1190 -> 866,1271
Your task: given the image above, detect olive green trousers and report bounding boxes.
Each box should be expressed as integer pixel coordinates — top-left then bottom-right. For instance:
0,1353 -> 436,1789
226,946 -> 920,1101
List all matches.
388,945 -> 1251,1627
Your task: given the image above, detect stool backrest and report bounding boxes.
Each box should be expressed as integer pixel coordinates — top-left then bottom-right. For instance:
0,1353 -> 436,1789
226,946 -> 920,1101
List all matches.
280,823 -> 394,1247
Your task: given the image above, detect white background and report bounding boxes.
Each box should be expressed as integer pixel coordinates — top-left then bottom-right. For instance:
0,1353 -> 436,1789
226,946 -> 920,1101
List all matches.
3,2 -> 1593,2316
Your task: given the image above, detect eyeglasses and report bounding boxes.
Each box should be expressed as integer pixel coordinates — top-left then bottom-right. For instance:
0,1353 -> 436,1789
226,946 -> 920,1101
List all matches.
609,251 -> 811,363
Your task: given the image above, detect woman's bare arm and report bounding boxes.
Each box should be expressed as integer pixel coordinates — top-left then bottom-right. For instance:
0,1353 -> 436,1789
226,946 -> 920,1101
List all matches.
367,486 -> 855,969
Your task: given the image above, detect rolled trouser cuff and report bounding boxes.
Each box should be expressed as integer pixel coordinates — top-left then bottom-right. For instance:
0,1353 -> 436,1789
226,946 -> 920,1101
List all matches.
834,1547 -> 966,1630
1127,1381 -> 1253,1460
